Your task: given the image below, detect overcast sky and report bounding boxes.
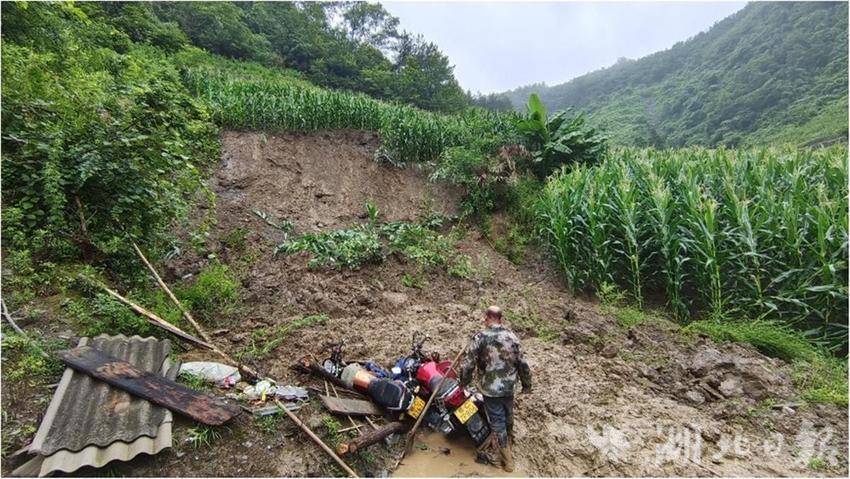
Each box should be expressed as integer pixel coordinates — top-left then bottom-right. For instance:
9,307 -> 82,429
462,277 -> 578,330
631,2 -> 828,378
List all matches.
383,1 -> 747,93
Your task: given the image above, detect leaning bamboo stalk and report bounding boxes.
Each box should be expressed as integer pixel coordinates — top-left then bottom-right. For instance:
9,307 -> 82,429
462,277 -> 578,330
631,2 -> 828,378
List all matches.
82,275 -> 214,349
403,344 -> 468,456
1,299 -> 25,335
274,399 -> 359,478
131,241 -> 212,343
129,243 -> 259,380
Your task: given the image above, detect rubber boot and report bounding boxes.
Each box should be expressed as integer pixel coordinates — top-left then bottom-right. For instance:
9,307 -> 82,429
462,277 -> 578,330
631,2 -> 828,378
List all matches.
500,440 -> 515,473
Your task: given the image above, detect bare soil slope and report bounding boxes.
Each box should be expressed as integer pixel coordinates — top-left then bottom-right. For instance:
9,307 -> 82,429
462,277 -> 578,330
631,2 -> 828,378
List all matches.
5,130 -> 844,477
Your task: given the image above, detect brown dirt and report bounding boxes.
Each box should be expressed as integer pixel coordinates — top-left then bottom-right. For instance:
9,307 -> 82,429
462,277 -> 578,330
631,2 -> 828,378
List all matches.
3,130 -> 847,477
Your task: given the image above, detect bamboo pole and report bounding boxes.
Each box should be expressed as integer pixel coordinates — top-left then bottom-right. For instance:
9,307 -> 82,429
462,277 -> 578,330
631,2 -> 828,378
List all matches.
128,243 -> 259,380
82,275 -> 214,349
330,382 -> 362,433
274,399 -> 359,478
131,242 -> 213,343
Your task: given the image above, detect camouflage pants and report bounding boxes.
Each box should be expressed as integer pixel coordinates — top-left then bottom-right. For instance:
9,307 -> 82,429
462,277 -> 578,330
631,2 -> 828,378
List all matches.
483,395 -> 514,447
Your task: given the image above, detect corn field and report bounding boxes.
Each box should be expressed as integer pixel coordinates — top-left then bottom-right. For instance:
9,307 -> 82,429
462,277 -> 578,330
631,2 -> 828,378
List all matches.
536,146 -> 849,352
180,61 -> 516,165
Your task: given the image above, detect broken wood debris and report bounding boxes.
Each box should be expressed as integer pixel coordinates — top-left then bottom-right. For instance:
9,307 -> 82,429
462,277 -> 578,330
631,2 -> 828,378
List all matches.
337,421 -> 407,456
81,275 -> 214,350
59,345 -> 241,426
319,395 -> 383,416
1,298 -> 26,336
273,399 -> 359,478
131,242 -> 260,381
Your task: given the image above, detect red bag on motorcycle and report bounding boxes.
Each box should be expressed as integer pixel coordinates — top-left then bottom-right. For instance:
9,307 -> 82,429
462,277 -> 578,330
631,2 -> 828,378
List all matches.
416,361 -> 466,408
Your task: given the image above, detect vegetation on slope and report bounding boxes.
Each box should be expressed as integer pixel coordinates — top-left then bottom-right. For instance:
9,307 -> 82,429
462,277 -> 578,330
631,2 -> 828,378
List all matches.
536,146 -> 849,353
1,2 -> 844,408
179,52 -> 518,166
1,2 -> 219,270
87,1 -> 470,113
501,2 -> 848,147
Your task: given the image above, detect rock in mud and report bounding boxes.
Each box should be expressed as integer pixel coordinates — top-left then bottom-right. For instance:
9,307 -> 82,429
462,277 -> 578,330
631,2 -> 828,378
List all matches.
684,390 -> 706,405
600,343 -> 619,358
685,346 -> 788,401
719,375 -> 744,398
382,292 -> 408,305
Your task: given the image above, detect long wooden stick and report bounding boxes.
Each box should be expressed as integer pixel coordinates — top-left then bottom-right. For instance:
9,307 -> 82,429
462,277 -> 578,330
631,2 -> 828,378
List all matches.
131,242 -> 212,343
129,242 -> 259,380
1,299 -> 25,335
82,275 -> 214,349
403,344 -> 468,456
274,399 -> 359,478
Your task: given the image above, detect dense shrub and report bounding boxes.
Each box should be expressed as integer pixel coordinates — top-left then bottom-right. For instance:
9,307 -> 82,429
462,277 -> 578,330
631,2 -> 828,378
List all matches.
1,3 -> 219,268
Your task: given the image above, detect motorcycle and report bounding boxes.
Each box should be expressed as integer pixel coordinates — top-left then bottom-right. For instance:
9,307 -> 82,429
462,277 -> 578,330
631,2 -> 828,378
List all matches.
395,334 -> 491,446
319,333 -> 491,446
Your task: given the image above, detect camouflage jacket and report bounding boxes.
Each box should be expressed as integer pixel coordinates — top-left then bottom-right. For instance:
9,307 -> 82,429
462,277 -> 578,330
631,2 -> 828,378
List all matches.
458,324 -> 532,397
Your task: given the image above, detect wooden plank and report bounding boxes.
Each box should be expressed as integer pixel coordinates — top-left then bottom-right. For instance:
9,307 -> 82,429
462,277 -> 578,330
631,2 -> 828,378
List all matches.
319,395 -> 383,416
59,346 -> 241,426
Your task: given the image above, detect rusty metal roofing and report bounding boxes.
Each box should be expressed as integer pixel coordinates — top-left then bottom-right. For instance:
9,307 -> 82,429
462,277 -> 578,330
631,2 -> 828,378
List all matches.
13,335 -> 176,477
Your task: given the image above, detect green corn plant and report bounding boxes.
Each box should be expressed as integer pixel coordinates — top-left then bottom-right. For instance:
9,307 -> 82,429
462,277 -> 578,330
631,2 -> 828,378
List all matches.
646,170 -> 688,320
609,159 -> 646,306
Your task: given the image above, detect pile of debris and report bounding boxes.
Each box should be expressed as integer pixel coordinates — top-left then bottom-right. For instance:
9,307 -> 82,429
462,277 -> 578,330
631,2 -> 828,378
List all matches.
12,335 -> 240,477
5,243 -> 499,478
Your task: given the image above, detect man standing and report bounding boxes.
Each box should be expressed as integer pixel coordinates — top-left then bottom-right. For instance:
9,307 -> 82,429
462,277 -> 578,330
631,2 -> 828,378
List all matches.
459,305 -> 532,472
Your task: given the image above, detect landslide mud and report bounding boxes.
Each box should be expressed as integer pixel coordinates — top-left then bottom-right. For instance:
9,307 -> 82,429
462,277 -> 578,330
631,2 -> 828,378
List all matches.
30,130 -> 843,477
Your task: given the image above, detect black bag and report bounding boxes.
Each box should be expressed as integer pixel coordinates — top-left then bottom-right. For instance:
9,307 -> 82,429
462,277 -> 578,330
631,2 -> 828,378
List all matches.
367,379 -> 414,411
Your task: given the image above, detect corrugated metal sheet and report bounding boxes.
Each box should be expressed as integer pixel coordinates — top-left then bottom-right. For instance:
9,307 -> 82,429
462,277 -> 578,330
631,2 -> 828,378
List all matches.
13,335 -> 176,477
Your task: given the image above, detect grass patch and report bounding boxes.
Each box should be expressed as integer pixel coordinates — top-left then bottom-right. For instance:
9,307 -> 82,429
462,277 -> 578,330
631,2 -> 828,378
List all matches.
0,333 -> 67,384
597,282 -> 659,328
177,262 -> 240,322
401,272 -> 426,289
240,313 -> 328,360
221,227 -> 249,250
186,425 -> 222,449
505,309 -> 559,342
792,355 -> 848,407
255,414 -> 280,434
684,320 -> 816,363
491,224 -> 531,265
685,319 -> 848,406
178,372 -> 211,392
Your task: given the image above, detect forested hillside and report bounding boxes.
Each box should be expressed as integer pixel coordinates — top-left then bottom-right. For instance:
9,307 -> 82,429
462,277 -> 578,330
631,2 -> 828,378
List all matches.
501,2 -> 848,147
53,1 -> 470,113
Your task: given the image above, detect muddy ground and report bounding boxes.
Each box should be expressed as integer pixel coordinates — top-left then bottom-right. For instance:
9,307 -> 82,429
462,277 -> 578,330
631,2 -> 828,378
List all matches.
2,130 -> 847,477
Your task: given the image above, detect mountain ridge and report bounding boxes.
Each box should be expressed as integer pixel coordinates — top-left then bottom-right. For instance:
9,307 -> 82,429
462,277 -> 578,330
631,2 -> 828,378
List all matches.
499,2 -> 848,147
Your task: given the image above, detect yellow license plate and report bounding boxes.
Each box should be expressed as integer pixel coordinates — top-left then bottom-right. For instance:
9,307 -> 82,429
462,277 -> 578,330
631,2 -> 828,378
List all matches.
453,399 -> 478,424
407,396 -> 426,419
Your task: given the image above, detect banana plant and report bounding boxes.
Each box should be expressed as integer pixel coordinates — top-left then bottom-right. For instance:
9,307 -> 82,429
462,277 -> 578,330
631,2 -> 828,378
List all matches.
514,93 -> 607,179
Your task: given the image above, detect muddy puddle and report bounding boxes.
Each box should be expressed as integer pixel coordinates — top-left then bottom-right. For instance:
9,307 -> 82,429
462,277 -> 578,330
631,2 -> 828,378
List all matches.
394,430 -> 521,477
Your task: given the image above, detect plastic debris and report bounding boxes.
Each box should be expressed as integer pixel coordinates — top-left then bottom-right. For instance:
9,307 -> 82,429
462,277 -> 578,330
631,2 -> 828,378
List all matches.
243,380 -> 309,402
179,361 -> 241,388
